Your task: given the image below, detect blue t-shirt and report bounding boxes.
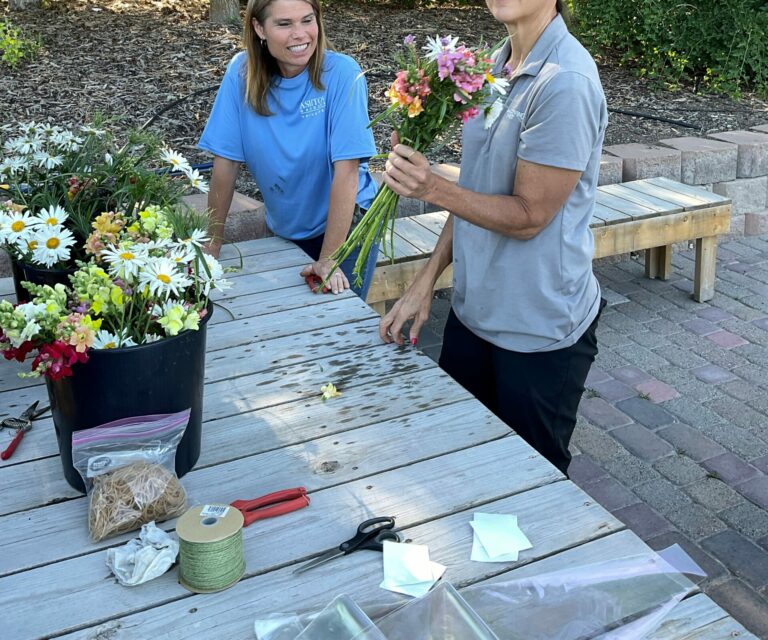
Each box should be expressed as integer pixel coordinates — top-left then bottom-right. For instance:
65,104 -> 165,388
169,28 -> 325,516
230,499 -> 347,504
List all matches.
198,50 -> 378,240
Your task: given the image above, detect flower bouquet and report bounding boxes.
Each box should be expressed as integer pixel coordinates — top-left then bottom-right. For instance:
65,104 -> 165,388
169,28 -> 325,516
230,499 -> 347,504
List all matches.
0,204 -> 230,380
0,121 -> 209,279
329,35 -> 508,284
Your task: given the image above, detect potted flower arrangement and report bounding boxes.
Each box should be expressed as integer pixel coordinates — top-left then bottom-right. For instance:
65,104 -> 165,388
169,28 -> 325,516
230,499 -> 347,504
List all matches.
0,120 -> 208,301
0,203 -> 231,491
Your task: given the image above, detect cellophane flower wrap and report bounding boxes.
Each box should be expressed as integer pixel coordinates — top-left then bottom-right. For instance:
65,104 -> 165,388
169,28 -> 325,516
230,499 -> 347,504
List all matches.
0,205 -> 231,380
329,35 -> 508,285
0,121 -> 209,269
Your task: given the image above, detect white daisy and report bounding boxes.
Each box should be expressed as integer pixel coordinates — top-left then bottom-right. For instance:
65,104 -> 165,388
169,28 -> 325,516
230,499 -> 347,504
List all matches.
31,225 -> 75,267
139,257 -> 192,299
93,329 -> 136,350
33,151 -> 64,170
484,98 -> 505,130
198,254 -> 232,295
0,156 -> 28,176
179,228 -> 208,248
37,204 -> 69,227
423,34 -> 459,60
486,73 -> 510,95
101,243 -> 147,281
80,125 -> 107,137
184,168 -> 209,194
168,244 -> 195,266
4,210 -> 39,244
104,153 -> 113,166
161,148 -> 191,173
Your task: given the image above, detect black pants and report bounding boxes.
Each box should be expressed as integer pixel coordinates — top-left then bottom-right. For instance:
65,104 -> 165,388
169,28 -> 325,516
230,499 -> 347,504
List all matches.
438,301 -> 605,476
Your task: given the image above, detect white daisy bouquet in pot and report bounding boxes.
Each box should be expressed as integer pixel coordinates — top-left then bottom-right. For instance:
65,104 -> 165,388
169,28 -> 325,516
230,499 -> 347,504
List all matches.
0,121 -> 208,272
328,35 -> 508,284
0,205 -> 231,380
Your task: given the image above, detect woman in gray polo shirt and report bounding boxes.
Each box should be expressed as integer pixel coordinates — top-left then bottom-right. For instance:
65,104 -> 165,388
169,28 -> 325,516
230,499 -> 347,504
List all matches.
379,0 -> 607,475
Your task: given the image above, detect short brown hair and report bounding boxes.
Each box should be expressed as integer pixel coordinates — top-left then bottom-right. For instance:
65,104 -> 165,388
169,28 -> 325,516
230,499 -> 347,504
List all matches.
242,0 -> 327,116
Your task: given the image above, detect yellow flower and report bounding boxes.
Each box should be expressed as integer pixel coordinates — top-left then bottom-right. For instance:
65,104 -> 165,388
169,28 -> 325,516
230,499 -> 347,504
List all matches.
320,383 -> 341,401
110,286 -> 124,307
407,97 -> 424,118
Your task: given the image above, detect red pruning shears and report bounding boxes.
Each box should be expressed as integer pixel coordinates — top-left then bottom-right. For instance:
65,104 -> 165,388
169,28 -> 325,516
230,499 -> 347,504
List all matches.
305,274 -> 329,294
1,401 -> 49,461
230,487 -> 310,527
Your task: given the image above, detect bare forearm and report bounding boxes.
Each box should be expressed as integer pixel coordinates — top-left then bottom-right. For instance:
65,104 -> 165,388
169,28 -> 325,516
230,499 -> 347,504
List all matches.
423,177 -> 542,240
207,156 -> 240,245
385,146 -> 581,241
320,160 -> 359,259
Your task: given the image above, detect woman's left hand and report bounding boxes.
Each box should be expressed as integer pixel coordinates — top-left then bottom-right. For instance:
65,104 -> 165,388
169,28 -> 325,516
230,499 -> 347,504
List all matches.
383,141 -> 434,200
300,258 -> 350,295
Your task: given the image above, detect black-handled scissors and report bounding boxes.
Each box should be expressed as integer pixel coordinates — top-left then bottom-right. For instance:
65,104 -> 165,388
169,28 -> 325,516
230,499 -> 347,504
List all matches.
293,516 -> 400,575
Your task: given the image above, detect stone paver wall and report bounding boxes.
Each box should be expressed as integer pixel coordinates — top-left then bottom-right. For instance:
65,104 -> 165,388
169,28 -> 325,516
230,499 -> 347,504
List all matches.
603,126 -> 768,239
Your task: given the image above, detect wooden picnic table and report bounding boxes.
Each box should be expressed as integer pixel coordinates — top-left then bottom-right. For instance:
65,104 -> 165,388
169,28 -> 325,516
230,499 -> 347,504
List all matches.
0,237 -> 756,639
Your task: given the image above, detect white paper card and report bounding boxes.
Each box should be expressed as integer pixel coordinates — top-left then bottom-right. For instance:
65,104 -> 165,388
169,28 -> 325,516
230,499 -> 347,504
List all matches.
470,512 -> 532,563
379,541 -> 445,598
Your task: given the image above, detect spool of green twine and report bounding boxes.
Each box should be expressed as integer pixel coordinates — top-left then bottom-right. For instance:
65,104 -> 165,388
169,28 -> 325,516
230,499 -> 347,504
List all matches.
176,505 -> 246,593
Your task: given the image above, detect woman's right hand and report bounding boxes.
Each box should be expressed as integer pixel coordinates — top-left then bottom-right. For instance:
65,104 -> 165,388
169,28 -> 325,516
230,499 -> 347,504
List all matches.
379,276 -> 433,346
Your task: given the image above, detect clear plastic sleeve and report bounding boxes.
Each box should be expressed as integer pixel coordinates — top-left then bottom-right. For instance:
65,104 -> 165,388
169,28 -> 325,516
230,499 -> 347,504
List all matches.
253,546 -> 703,639
72,410 -> 190,541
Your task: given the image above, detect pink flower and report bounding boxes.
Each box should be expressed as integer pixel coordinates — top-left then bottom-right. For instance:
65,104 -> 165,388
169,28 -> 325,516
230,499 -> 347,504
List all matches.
459,106 -> 481,123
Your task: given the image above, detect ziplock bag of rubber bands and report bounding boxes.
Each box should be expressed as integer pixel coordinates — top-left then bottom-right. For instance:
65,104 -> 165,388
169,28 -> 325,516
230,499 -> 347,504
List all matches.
72,410 -> 190,542
253,544 -> 704,639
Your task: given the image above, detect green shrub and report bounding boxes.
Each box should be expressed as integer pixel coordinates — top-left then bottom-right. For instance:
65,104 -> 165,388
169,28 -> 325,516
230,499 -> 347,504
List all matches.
0,20 -> 39,69
570,0 -> 768,97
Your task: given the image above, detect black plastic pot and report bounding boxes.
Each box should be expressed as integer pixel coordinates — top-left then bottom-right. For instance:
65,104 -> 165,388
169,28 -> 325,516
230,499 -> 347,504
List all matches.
11,258 -> 77,303
45,307 -> 211,493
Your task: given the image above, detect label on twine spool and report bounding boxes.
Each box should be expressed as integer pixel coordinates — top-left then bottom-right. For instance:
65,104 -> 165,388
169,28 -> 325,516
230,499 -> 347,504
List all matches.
176,504 -> 246,593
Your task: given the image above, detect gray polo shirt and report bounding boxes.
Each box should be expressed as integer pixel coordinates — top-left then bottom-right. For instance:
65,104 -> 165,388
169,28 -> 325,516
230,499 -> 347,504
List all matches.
453,15 -> 607,353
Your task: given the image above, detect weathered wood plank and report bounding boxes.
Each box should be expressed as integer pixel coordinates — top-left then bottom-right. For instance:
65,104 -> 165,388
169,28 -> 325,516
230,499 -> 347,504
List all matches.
622,180 -> 724,211
694,235 -> 719,302
600,182 -> 685,213
592,206 -> 732,260
392,217 -> 440,253
206,295 -> 377,352
647,177 -> 731,205
0,344 -> 438,514
218,247 -> 311,277
208,285 -> 339,326
411,210 -> 450,236
380,228 -> 421,261
0,367 -> 473,575
596,190 -> 660,220
0,317 -> 383,463
646,593 -> 756,639
218,236 -> 294,260
6,439 -> 565,639
592,202 -> 634,225
367,258 -> 454,305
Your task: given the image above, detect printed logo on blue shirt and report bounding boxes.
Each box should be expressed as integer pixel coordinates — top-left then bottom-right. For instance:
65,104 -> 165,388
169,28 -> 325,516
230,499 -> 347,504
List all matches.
300,97 -> 326,118
505,108 -> 525,123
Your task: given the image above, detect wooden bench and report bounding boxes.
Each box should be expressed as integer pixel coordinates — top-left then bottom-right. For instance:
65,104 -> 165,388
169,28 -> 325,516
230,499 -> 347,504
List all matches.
365,177 -> 732,314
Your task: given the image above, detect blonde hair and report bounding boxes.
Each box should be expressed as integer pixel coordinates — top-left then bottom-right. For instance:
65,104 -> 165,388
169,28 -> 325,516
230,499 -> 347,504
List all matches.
242,0 -> 327,116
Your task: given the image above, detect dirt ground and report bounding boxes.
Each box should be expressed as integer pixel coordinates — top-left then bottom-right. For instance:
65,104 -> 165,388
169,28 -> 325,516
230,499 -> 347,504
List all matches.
2,0 -> 768,187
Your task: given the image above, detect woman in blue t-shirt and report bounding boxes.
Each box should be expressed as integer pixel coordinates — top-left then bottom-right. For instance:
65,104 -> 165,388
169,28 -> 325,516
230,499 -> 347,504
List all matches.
199,0 -> 379,298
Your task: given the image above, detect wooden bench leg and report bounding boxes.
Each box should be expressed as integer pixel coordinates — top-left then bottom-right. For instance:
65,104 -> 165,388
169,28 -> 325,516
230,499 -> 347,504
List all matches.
645,245 -> 673,280
694,236 -> 718,302
370,300 -> 387,316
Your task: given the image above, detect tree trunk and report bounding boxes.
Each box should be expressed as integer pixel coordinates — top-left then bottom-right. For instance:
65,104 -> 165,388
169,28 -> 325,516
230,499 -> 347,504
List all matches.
9,0 -> 42,9
210,0 -> 240,24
